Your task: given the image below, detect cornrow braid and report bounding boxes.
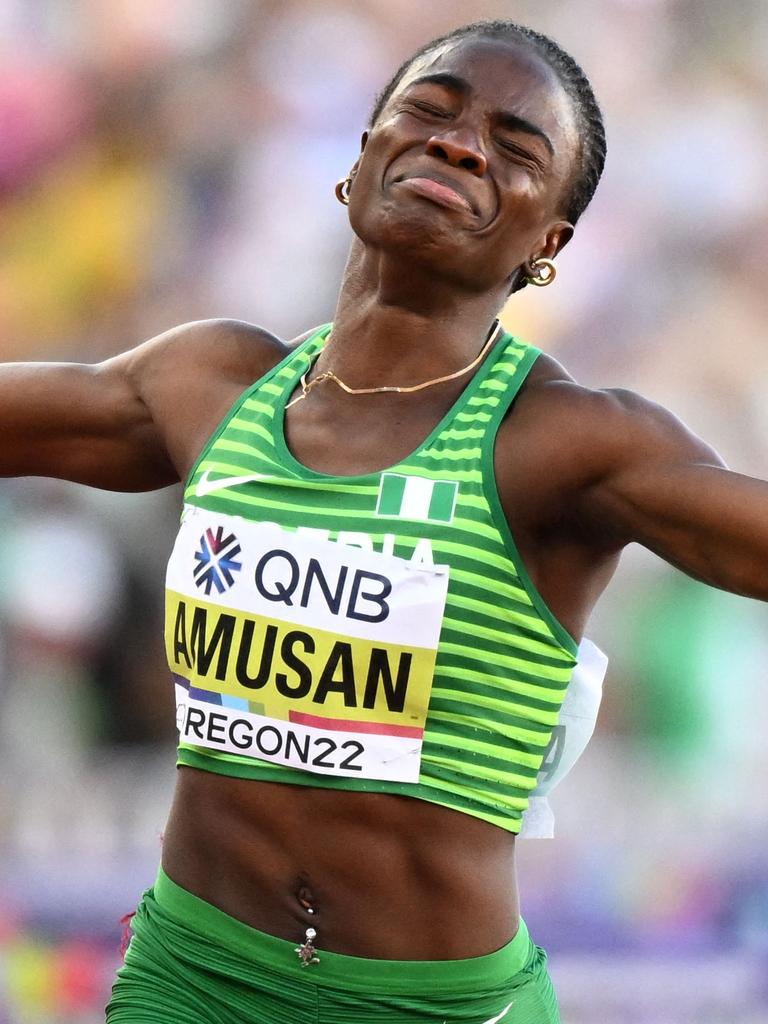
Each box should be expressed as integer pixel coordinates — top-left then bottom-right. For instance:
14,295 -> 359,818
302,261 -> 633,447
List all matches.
369,20 -> 607,230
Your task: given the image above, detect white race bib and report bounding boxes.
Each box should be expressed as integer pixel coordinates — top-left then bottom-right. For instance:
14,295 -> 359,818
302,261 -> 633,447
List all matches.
165,506 -> 449,783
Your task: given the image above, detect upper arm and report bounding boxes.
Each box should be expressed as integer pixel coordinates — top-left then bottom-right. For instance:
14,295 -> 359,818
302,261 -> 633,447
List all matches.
0,352 -> 171,490
573,387 -> 768,595
577,387 -> 727,545
0,318 -> 284,491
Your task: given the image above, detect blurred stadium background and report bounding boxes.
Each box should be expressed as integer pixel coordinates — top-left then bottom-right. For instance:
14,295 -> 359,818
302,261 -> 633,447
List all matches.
1,0 -> 767,1021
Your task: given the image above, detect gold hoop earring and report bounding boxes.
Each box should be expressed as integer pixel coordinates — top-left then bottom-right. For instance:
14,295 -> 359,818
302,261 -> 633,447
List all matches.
525,257 -> 557,287
335,176 -> 353,206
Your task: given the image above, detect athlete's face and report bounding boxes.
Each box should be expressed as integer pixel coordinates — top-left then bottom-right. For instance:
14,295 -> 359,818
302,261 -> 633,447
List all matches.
348,37 -> 579,293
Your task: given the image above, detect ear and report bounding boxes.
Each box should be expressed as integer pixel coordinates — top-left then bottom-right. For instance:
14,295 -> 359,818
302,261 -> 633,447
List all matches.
523,220 -> 574,275
347,133 -> 368,181
539,220 -> 574,260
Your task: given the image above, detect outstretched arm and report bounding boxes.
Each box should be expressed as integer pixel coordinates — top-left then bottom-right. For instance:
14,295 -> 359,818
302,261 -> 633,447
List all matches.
0,353 -> 175,491
578,388 -> 768,599
0,319 -> 285,492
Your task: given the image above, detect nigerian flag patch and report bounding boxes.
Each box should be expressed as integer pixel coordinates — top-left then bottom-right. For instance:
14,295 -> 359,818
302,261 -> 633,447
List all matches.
375,473 -> 458,524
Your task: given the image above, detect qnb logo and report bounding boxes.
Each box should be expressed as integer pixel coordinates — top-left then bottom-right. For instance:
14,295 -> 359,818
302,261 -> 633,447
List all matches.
193,526 -> 242,595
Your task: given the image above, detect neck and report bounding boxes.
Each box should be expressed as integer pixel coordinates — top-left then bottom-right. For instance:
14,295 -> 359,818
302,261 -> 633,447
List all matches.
319,240 -> 508,388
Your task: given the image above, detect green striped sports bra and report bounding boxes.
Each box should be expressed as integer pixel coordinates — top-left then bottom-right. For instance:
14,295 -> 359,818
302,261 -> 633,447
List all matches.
164,324 -> 591,834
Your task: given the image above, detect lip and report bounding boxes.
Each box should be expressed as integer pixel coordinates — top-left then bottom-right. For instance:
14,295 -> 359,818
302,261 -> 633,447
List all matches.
395,176 -> 474,214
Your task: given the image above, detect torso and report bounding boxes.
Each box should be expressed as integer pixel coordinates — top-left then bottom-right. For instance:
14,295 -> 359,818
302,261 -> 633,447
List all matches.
157,320 -> 620,959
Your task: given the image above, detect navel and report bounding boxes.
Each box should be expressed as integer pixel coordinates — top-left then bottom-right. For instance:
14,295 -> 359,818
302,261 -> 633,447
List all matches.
296,882 -> 318,916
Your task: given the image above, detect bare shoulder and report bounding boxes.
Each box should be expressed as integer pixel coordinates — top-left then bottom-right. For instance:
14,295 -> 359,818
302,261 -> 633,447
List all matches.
512,351 -> 724,477
519,351 -> 672,422
495,350 -> 726,555
109,318 -> 311,480
114,318 -> 288,391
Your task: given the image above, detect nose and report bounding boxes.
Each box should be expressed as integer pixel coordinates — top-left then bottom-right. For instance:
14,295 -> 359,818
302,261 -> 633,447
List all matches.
426,131 -> 487,177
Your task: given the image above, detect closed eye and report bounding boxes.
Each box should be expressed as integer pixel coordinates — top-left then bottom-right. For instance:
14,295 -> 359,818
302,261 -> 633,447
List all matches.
496,138 -> 544,169
408,100 -> 453,119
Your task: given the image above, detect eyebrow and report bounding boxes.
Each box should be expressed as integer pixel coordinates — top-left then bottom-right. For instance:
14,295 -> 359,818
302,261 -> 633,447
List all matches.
407,72 -> 555,155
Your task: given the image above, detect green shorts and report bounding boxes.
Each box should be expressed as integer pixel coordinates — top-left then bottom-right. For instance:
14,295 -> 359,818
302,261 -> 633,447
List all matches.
106,868 -> 560,1024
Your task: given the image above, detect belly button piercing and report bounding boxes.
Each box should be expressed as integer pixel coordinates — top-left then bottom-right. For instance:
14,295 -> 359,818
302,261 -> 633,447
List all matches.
295,927 -> 320,967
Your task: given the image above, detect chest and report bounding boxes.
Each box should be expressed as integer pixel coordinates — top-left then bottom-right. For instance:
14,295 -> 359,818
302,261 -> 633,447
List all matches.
283,384 -> 470,477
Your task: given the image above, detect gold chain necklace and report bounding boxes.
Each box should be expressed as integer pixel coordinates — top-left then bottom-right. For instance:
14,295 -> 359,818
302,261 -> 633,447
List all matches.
286,320 -> 502,409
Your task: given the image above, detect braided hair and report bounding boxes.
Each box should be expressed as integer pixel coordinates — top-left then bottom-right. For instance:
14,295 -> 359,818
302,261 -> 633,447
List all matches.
369,20 -> 606,233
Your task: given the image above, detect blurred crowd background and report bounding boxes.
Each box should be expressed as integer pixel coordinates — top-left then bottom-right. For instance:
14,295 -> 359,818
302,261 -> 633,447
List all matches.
1,0 -> 767,1021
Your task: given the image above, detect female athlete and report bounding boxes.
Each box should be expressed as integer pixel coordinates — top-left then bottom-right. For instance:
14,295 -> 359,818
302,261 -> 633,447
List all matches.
2,19 -> 766,1024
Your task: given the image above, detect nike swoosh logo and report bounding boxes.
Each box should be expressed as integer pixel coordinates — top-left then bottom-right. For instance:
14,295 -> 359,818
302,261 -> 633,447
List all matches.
480,1002 -> 514,1024
195,469 -> 280,497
